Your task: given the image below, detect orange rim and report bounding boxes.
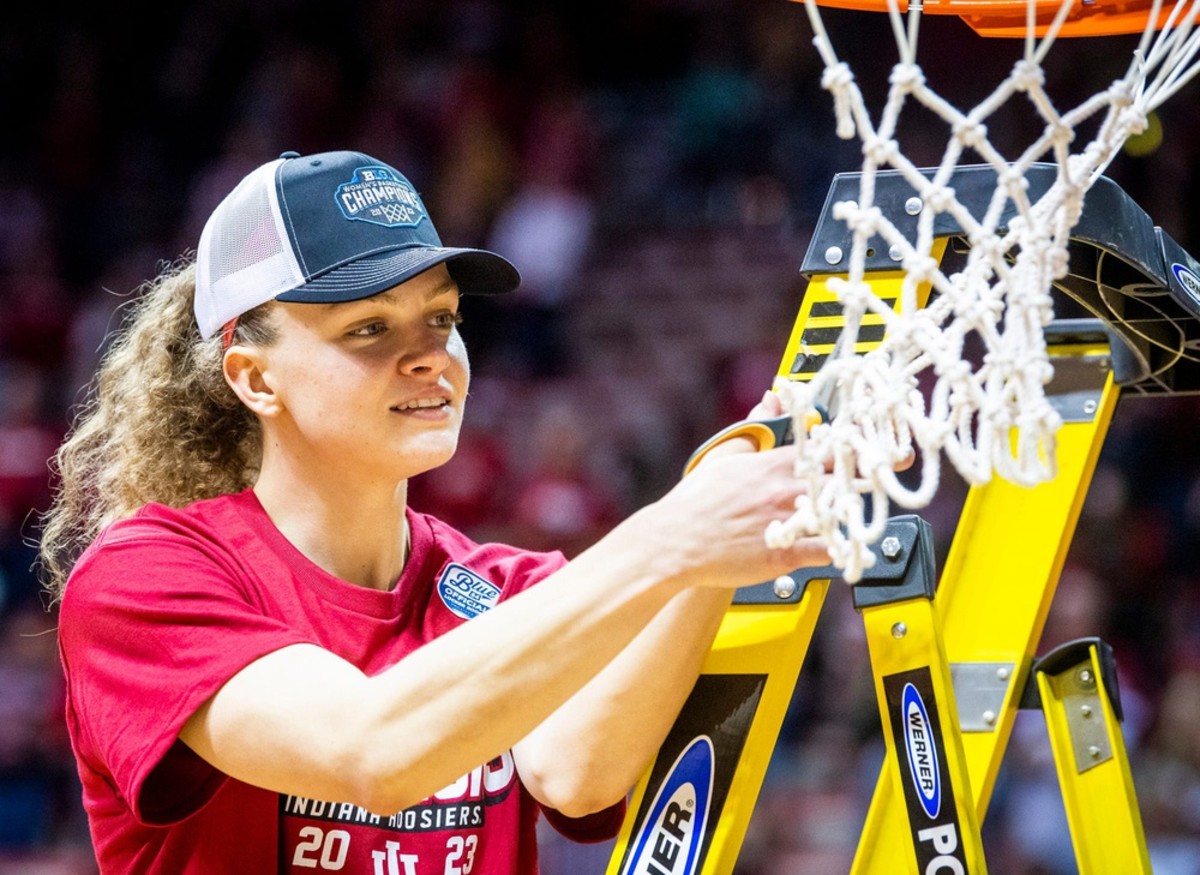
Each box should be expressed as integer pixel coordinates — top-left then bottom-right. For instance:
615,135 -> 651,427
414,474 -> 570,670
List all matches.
791,0 -> 1179,37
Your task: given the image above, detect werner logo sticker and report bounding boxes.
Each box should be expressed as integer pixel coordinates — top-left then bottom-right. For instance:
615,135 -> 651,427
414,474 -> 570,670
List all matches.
622,736 -> 713,875
615,674 -> 763,875
1173,263 -> 1200,307
902,683 -> 941,819
335,166 -> 427,228
436,564 -> 501,620
884,667 -> 970,873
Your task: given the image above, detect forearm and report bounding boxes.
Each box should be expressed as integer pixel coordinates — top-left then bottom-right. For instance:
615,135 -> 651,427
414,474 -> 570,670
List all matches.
514,584 -> 733,815
184,446 -> 823,814
186,504 -> 691,813
355,519 -> 688,810
361,447 -> 819,812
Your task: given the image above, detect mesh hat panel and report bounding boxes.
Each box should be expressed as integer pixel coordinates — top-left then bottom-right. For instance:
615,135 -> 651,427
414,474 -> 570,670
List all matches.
195,159 -> 305,339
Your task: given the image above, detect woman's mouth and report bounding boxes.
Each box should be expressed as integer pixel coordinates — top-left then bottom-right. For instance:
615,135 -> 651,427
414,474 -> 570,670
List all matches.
391,396 -> 452,417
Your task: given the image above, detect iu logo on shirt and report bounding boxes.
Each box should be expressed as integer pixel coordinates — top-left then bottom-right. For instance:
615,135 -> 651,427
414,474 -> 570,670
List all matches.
281,752 -> 518,873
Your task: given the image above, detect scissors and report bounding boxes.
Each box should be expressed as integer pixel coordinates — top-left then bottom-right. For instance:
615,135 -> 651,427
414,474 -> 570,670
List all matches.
682,405 -> 827,476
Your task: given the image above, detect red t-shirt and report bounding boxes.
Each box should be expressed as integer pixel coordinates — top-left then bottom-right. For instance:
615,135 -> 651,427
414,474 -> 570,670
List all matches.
57,489 -> 624,874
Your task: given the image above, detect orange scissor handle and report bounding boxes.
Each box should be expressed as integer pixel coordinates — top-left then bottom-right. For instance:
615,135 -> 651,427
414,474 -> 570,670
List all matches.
682,407 -> 826,477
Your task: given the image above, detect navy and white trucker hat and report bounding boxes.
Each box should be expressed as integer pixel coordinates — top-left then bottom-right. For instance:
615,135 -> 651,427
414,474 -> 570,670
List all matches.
194,150 -> 521,340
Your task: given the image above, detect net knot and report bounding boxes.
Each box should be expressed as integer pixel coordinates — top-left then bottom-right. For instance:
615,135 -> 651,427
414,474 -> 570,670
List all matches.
836,201 -> 884,237
924,186 -> 956,213
1048,122 -> 1075,149
953,119 -> 989,149
862,134 -> 900,165
888,62 -> 925,93
1011,58 -> 1045,92
821,62 -> 858,140
937,358 -> 974,384
838,278 -> 877,311
830,199 -> 857,222
1015,406 -> 1050,433
998,166 -> 1028,196
821,60 -> 854,92
983,347 -> 1018,372
1046,246 -> 1071,279
1118,105 -> 1149,136
963,297 -> 1004,326
1106,80 -> 1135,108
970,233 -> 1007,264
902,252 -> 940,283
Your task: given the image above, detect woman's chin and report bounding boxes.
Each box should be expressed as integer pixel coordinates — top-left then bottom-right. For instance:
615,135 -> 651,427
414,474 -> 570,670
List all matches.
394,438 -> 460,479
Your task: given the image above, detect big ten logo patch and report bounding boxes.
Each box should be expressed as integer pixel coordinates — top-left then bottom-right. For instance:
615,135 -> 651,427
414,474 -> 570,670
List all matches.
436,564 -> 501,620
336,166 -> 427,227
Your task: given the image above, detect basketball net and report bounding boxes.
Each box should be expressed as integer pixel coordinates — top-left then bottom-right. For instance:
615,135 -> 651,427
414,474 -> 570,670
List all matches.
767,0 -> 1200,582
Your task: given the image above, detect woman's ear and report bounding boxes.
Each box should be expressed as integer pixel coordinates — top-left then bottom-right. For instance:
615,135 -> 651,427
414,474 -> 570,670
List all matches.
223,347 -> 282,418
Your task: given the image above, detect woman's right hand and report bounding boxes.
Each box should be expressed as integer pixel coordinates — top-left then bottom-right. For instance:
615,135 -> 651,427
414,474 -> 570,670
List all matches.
634,397 -> 829,592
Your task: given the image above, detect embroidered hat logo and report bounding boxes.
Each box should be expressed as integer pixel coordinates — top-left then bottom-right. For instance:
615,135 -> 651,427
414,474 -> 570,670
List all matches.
335,166 -> 428,228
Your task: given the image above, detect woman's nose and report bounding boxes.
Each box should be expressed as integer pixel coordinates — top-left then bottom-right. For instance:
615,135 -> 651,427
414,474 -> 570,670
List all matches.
397,329 -> 452,375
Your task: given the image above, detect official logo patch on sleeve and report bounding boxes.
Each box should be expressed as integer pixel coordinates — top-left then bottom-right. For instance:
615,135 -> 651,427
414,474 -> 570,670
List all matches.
436,563 -> 501,620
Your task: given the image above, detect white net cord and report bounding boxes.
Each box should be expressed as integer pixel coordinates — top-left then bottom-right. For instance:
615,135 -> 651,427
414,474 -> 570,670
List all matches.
767,0 -> 1200,582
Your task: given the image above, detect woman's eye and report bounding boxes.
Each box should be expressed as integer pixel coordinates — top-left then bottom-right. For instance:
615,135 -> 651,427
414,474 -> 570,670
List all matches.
349,321 -> 387,337
432,311 -> 464,330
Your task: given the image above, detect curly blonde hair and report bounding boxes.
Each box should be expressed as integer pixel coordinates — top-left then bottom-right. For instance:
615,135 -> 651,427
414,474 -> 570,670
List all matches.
38,257 -> 277,603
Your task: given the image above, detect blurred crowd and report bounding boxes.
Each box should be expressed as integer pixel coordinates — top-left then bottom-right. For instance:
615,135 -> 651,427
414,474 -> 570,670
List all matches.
1,1 -> 1198,873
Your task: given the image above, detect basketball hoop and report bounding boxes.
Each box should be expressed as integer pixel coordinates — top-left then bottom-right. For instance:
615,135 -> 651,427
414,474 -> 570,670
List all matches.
766,0 -> 1200,581
807,0 -> 1190,37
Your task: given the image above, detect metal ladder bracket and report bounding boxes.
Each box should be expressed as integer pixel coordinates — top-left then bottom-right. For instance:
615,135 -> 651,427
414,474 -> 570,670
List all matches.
851,515 -> 937,610
950,662 -> 1016,733
1020,637 -> 1124,773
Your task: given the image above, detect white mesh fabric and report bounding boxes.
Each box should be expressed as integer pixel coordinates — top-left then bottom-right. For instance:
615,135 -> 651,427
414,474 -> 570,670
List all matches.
194,158 -> 304,339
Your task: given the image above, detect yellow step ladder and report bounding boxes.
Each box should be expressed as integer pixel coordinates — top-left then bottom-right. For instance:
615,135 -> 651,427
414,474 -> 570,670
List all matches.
606,163 -> 1198,874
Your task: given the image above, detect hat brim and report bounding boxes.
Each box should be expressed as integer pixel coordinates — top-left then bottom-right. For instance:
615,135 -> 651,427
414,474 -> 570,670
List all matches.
275,245 -> 520,304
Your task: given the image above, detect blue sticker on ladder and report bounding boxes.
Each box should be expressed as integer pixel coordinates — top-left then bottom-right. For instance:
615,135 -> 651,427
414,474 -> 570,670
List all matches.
621,735 -> 714,875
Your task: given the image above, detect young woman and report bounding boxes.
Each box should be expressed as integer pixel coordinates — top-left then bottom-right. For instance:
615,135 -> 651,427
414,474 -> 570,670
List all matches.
40,150 -> 825,874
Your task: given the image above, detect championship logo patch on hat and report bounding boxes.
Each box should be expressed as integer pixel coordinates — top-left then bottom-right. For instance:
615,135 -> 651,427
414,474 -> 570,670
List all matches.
436,563 -> 502,620
334,166 -> 428,229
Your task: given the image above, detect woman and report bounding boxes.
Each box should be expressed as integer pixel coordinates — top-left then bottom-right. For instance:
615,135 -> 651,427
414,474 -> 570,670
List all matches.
40,150 -> 824,874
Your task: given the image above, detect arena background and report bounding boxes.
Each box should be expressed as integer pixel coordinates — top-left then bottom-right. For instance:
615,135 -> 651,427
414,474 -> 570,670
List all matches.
0,1 -> 1198,872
